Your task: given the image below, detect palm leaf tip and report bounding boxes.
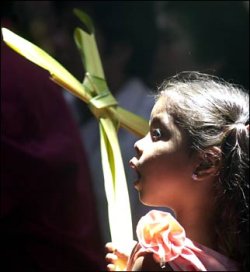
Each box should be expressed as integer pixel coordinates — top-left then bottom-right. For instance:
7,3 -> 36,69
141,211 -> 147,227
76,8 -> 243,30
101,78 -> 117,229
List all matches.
73,8 -> 95,34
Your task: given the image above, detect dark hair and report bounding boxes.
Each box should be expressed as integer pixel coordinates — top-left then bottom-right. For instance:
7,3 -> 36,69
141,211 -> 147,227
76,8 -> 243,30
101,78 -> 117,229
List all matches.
157,71 -> 249,270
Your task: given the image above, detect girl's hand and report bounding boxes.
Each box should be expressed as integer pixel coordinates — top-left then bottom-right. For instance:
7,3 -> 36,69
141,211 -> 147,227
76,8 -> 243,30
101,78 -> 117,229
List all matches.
105,241 -> 137,271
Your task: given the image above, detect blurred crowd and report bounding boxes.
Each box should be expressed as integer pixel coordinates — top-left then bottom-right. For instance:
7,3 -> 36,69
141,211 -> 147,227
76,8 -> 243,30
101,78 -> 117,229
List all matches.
1,1 -> 249,270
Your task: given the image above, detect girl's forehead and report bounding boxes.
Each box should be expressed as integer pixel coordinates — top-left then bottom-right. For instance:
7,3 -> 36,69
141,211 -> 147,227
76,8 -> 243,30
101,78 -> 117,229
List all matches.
152,96 -> 169,115
152,91 -> 181,115
150,98 -> 171,123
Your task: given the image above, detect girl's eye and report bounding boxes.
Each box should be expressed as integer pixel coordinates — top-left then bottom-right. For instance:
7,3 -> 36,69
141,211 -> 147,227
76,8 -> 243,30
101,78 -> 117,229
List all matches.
151,128 -> 162,140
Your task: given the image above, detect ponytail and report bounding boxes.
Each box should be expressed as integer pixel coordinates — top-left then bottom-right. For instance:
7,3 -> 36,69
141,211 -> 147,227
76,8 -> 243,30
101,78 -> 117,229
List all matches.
215,124 -> 249,270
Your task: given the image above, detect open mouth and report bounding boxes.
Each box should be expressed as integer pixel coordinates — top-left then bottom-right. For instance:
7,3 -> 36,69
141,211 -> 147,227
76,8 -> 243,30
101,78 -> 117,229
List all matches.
129,159 -> 142,189
133,168 -> 141,182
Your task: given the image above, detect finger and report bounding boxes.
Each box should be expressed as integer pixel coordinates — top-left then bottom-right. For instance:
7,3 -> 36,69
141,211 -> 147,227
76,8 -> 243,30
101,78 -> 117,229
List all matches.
105,253 -> 118,263
105,242 -> 116,252
107,264 -> 116,271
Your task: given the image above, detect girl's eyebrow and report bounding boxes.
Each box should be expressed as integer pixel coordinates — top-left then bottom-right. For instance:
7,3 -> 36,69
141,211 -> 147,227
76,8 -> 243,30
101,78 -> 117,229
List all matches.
149,115 -> 165,126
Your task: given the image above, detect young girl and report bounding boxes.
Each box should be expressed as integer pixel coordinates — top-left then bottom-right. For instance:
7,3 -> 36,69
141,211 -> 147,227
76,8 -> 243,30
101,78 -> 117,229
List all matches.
105,72 -> 249,271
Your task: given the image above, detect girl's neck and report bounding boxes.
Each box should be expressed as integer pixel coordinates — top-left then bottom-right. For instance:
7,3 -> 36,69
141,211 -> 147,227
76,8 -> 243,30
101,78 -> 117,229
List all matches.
176,206 -> 217,251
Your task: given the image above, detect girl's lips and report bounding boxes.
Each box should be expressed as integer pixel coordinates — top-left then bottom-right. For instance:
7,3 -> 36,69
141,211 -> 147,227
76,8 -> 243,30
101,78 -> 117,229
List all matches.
129,158 -> 142,188
129,157 -> 137,169
129,158 -> 139,174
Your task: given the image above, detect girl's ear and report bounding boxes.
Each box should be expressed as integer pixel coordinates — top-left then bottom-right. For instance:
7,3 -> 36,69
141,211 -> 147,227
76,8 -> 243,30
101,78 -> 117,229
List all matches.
193,146 -> 222,180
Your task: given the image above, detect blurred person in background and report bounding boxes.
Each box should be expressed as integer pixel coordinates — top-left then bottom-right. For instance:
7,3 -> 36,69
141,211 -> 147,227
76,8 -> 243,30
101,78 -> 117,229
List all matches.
1,2 -> 105,270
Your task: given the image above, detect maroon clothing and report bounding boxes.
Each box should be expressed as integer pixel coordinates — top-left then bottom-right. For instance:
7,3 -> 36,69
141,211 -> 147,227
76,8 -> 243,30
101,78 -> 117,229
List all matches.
1,34 -> 105,271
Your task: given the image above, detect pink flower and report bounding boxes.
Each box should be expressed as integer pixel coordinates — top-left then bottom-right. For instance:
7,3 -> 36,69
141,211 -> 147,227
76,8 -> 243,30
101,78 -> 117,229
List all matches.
130,210 -> 238,271
136,210 -> 186,263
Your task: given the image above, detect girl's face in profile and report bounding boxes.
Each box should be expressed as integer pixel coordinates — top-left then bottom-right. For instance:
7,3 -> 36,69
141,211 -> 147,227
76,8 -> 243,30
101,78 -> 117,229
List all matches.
130,95 -> 199,209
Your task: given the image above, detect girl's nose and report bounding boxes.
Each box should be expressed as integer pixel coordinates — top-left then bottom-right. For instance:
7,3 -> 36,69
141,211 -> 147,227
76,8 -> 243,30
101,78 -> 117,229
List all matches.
134,138 -> 143,157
